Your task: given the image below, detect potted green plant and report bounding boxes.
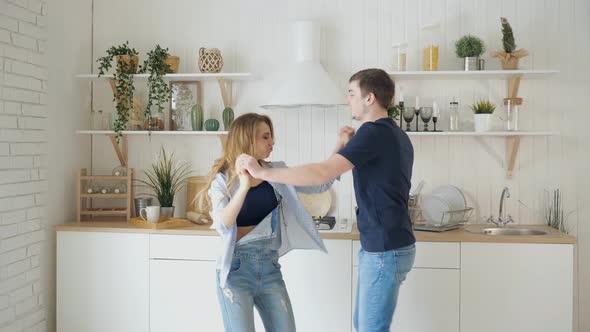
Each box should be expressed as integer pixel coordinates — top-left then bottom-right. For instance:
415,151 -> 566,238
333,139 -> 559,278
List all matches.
491,17 -> 529,70
387,104 -> 401,121
139,45 -> 175,130
97,41 -> 139,140
135,146 -> 191,218
455,34 -> 485,71
470,100 -> 496,132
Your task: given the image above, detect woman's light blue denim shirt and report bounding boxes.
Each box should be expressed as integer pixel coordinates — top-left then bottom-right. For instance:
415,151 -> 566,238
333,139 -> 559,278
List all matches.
208,161 -> 335,288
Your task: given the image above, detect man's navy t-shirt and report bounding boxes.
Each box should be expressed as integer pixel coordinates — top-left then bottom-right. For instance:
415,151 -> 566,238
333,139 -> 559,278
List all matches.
338,117 -> 415,252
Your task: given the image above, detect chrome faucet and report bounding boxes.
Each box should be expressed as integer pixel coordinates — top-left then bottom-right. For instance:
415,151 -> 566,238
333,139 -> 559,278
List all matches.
487,187 -> 514,227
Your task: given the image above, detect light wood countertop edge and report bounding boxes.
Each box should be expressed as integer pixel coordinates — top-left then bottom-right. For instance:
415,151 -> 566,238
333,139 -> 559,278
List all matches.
53,222 -> 576,244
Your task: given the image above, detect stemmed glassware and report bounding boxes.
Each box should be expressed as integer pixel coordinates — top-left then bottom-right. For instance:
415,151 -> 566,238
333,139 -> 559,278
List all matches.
402,107 -> 415,131
420,106 -> 433,131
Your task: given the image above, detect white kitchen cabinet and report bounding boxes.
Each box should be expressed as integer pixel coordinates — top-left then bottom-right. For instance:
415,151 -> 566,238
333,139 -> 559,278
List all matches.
280,239 -> 353,332
460,243 -> 574,332
150,259 -> 223,332
56,232 -> 150,332
352,241 -> 460,332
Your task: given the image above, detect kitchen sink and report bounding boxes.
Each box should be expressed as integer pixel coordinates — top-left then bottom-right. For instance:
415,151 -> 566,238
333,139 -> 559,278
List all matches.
466,226 -> 549,236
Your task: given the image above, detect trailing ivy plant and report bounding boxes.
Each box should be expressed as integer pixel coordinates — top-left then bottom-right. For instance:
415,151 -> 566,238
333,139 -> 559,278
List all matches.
96,41 -> 139,140
139,45 -> 173,126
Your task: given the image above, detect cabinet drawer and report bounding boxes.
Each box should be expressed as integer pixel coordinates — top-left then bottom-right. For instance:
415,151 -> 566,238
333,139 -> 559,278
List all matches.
150,234 -> 221,261
352,241 -> 460,269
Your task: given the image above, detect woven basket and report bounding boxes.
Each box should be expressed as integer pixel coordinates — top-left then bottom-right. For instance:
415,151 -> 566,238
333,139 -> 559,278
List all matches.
198,47 -> 223,73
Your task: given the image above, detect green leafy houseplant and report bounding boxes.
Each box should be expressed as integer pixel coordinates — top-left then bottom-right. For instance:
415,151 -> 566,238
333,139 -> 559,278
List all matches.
455,34 -> 485,58
97,41 -> 139,140
135,147 -> 191,208
139,45 -> 173,127
469,100 -> 496,114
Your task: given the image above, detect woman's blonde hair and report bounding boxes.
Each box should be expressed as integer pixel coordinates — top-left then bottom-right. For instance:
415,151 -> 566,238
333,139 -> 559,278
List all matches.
196,113 -> 274,212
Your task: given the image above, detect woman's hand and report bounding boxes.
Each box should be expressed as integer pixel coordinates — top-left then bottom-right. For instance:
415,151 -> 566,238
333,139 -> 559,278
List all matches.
235,158 -> 255,189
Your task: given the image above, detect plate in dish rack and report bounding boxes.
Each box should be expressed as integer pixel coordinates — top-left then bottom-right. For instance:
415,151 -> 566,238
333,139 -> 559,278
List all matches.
431,185 -> 466,212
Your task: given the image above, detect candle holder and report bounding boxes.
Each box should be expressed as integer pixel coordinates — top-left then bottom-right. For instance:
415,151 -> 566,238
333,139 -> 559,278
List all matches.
414,107 -> 422,132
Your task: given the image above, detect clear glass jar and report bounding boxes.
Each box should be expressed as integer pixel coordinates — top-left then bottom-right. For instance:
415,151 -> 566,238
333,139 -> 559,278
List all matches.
505,98 -> 520,131
144,108 -> 165,131
449,100 -> 460,131
392,42 -> 407,71
422,23 -> 440,71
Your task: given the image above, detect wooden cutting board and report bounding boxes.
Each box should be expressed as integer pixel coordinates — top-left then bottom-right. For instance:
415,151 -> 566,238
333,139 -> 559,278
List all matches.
129,217 -> 193,229
186,176 -> 211,221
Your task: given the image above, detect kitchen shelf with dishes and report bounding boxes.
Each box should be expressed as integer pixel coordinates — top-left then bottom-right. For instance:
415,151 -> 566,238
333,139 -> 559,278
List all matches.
77,168 -> 133,223
390,69 -> 560,178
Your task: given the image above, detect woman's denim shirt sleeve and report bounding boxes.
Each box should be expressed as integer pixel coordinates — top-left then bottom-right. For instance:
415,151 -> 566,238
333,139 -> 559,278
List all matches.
208,173 -> 237,288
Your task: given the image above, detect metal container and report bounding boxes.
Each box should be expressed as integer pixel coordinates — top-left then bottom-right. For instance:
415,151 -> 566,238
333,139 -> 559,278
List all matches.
161,206 -> 175,218
134,197 -> 153,217
464,56 -> 479,71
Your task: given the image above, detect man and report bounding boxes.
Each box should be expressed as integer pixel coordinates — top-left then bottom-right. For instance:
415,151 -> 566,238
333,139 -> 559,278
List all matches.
238,68 -> 415,332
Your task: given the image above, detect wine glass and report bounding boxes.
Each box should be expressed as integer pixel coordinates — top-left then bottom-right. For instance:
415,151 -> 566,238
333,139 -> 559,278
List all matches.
402,107 -> 415,131
420,106 -> 433,131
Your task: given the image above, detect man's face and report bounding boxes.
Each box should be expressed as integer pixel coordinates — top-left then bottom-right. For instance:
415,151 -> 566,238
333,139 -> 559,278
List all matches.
347,80 -> 368,121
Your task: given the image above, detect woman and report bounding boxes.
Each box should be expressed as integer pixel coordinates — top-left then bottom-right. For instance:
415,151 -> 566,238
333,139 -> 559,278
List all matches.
197,113 -> 340,332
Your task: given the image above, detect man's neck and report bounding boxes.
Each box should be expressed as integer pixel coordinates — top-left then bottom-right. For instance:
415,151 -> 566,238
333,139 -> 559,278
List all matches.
360,108 -> 388,124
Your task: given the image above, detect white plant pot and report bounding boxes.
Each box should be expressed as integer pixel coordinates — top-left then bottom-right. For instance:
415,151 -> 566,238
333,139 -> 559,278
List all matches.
473,114 -> 492,132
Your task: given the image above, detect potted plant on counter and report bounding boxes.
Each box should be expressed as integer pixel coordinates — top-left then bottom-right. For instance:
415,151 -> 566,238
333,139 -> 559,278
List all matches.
97,41 -> 139,140
470,100 -> 496,132
491,17 -> 529,70
136,147 -> 191,218
455,34 -> 485,71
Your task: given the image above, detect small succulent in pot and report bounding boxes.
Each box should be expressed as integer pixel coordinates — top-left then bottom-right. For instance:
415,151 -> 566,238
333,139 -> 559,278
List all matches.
470,100 -> 496,132
469,100 -> 496,114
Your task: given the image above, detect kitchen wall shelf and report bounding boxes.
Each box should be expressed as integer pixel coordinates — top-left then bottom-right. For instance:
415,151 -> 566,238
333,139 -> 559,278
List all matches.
407,131 -> 559,179
76,73 -> 252,81
392,69 -> 559,178
406,131 -> 558,136
76,130 -> 228,135
77,168 -> 134,223
387,70 -> 558,80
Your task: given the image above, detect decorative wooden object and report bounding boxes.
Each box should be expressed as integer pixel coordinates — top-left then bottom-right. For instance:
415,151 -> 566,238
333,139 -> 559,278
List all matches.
77,168 -> 133,223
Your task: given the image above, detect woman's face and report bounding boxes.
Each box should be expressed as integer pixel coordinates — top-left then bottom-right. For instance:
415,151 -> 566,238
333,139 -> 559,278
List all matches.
254,122 -> 274,160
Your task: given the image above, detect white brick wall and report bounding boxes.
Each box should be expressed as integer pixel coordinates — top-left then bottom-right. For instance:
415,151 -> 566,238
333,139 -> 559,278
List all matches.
0,0 -> 47,331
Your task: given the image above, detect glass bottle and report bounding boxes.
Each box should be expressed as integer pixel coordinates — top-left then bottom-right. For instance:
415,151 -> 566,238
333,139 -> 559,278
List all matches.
449,100 -> 460,131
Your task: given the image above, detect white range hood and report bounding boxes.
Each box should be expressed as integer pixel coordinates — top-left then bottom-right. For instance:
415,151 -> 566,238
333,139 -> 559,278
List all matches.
260,21 -> 345,109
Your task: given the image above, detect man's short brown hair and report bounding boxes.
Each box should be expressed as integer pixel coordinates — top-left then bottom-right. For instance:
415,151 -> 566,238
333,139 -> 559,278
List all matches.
349,68 -> 395,109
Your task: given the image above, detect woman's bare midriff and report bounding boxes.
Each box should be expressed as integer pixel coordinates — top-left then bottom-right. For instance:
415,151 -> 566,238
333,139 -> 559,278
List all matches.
237,226 -> 256,241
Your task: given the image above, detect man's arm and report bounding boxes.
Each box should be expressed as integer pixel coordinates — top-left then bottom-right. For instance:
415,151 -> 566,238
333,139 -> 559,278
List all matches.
248,153 -> 353,186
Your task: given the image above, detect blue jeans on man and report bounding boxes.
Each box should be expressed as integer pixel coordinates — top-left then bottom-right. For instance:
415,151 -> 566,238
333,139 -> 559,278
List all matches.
354,244 -> 416,332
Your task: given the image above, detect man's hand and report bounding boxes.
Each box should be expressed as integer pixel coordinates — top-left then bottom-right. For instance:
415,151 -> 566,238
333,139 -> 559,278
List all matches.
338,126 -> 355,147
237,154 -> 264,179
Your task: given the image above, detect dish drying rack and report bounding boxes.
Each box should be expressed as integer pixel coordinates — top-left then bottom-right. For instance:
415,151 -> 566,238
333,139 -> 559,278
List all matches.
411,206 -> 474,227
